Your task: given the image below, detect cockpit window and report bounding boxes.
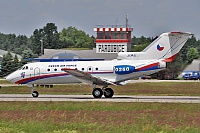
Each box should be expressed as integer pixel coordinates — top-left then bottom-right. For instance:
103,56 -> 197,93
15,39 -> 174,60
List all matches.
19,66 -> 29,70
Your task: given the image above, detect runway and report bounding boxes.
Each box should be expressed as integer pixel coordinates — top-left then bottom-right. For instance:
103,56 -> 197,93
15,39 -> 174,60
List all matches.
0,94 -> 200,103
1,79 -> 199,87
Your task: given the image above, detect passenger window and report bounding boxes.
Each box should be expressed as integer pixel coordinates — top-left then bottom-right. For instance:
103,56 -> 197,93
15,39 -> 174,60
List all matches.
47,69 -> 50,72
54,68 -> 57,71
95,68 -> 98,70
82,68 -> 84,71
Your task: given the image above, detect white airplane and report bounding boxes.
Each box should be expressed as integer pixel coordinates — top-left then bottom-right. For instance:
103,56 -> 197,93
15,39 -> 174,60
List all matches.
6,31 -> 192,98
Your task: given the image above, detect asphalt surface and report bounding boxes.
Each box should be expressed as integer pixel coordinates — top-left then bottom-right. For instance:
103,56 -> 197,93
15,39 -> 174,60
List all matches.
0,94 -> 199,103
1,79 -> 199,87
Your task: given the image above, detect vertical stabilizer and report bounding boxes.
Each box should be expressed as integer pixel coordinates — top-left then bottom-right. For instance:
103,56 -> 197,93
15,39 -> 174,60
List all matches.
117,32 -> 192,61
142,32 -> 192,62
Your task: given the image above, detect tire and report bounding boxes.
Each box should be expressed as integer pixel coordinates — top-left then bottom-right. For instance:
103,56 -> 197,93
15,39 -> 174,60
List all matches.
92,88 -> 103,98
104,88 -> 114,98
32,91 -> 39,98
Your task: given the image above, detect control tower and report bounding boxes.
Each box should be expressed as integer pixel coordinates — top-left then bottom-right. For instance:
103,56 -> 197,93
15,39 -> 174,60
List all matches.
94,24 -> 133,53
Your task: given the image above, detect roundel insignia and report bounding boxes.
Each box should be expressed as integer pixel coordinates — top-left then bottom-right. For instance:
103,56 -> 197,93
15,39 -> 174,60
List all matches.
157,44 -> 164,51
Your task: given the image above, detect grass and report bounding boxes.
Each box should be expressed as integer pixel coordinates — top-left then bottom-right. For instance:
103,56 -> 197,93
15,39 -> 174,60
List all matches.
0,79 -> 14,84
0,81 -> 200,132
1,82 -> 200,96
0,102 -> 200,132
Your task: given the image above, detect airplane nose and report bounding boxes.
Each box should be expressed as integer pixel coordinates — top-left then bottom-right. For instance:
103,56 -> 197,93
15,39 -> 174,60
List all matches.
5,71 -> 21,84
5,74 -> 11,81
5,74 -> 14,82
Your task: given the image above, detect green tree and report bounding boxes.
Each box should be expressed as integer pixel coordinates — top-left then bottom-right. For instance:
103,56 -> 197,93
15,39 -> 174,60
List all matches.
21,49 -> 37,65
43,23 -> 60,49
14,35 -> 29,55
0,52 -> 13,77
59,26 -> 94,49
131,36 -> 153,52
30,23 -> 59,55
0,33 -> 31,56
59,27 -> 75,48
13,54 -> 20,70
132,43 -> 149,52
186,47 -> 199,63
30,28 -> 44,55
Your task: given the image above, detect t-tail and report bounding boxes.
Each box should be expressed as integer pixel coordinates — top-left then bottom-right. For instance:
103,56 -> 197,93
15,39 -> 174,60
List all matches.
117,31 -> 192,62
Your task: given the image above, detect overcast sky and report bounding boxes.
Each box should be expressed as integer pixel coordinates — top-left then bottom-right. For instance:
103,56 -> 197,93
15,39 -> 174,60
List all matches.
0,0 -> 200,39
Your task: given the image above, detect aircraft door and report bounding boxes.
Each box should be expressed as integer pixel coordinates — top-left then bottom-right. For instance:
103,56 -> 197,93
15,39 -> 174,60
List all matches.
34,67 -> 40,77
29,67 -> 34,78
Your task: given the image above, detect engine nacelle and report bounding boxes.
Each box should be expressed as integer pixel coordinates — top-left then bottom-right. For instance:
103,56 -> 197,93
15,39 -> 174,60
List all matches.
158,61 -> 166,68
114,65 -> 135,75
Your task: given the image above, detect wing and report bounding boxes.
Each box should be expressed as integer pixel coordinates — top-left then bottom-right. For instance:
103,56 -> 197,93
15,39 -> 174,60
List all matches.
61,68 -> 116,86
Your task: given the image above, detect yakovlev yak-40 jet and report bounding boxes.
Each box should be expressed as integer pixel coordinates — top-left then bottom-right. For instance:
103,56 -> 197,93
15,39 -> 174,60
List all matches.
6,32 -> 192,98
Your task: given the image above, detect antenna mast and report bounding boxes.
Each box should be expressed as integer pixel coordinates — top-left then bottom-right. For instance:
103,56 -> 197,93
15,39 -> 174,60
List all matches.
126,14 -> 128,27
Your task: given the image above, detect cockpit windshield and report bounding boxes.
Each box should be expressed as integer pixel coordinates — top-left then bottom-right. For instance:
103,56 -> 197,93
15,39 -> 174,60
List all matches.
19,65 -> 29,70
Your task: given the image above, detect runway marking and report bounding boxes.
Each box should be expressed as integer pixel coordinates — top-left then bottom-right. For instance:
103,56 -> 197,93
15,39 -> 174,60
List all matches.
0,94 -> 200,103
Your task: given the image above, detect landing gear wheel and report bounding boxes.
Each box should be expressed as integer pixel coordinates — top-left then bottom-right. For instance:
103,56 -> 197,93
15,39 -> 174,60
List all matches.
92,88 -> 103,98
104,88 -> 114,98
32,91 -> 39,98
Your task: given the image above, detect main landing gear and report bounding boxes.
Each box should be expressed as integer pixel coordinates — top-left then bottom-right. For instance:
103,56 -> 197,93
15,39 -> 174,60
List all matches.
29,84 -> 39,98
92,85 -> 114,98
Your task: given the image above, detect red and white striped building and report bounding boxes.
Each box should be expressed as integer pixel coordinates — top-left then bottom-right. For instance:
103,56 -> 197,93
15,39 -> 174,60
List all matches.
94,25 -> 133,53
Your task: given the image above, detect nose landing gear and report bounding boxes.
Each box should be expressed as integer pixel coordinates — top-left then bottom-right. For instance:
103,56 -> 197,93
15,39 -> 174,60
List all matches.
32,91 -> 39,98
29,84 -> 39,98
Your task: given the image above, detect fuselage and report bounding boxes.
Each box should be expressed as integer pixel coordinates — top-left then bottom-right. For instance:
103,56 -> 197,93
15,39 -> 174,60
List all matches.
6,59 -> 165,85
